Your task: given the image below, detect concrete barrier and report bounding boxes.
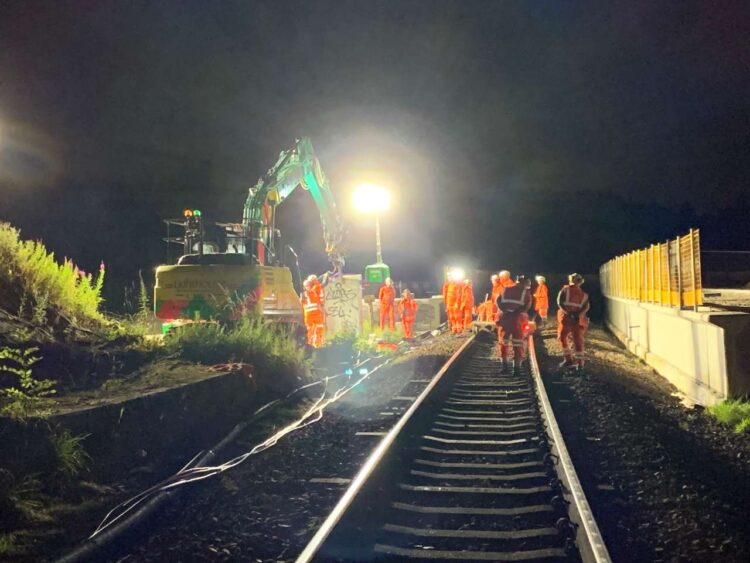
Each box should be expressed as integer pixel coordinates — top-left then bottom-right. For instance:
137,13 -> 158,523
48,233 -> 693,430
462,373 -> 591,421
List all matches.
605,296 -> 750,405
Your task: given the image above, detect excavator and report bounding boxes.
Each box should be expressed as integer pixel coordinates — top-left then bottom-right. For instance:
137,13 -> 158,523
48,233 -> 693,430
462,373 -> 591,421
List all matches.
153,137 -> 345,325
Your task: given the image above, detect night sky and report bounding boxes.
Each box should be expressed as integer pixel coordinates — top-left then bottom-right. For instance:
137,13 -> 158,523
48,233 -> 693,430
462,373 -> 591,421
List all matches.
1,1 -> 749,307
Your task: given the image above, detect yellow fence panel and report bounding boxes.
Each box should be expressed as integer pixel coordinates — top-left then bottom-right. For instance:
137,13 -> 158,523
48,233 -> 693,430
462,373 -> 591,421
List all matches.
599,229 -> 703,310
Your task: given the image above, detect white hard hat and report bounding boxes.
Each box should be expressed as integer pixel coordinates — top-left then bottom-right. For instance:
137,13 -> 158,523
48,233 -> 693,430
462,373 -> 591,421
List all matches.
535,275 -> 546,283
498,270 -> 511,279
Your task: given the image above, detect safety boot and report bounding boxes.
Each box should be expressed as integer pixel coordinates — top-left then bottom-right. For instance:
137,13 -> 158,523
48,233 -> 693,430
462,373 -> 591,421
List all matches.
558,358 -> 574,370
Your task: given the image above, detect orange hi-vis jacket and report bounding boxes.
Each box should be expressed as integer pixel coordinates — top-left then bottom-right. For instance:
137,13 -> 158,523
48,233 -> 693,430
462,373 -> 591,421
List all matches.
534,283 -> 549,312
460,283 -> 475,311
443,281 -> 462,307
310,280 -> 324,302
379,285 -> 396,308
498,282 -> 532,315
557,284 -> 590,317
398,297 -> 418,321
301,289 -> 324,323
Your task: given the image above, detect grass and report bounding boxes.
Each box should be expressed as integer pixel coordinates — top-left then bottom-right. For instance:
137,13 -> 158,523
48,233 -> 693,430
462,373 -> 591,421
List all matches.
0,533 -> 19,556
163,316 -> 310,378
50,430 -> 90,478
708,399 -> 750,433
0,222 -> 106,334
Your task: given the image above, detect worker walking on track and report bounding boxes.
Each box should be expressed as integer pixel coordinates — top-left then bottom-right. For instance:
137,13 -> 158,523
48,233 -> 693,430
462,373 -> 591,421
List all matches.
557,273 -> 590,372
301,277 -> 325,347
497,274 -> 532,375
379,277 -> 396,331
398,288 -> 418,338
460,279 -> 475,332
493,270 -> 513,346
533,275 -> 549,326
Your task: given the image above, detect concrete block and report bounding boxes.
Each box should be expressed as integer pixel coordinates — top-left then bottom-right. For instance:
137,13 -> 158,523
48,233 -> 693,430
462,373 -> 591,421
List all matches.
605,296 -> 749,405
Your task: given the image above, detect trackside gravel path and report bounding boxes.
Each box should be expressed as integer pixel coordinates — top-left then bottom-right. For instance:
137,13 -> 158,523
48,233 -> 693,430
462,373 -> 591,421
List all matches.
536,323 -> 750,563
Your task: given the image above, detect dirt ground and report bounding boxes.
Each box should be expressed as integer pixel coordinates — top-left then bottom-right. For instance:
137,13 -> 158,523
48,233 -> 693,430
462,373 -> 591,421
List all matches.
62,333 -> 466,562
536,323 -> 750,563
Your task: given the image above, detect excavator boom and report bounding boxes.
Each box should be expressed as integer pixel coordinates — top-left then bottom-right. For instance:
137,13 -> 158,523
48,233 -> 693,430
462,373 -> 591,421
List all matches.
243,137 -> 345,274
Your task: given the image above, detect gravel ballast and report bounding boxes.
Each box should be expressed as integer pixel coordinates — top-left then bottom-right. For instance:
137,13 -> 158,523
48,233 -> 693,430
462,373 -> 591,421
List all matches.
537,323 -> 750,563
112,333 -> 466,562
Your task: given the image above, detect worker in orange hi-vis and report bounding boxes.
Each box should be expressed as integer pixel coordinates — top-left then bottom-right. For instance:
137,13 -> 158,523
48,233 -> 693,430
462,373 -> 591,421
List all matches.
557,273 -> 590,373
497,274 -> 532,375
490,274 -> 503,321
451,278 -> 466,333
300,278 -> 325,347
476,294 -> 493,322
442,273 -> 462,334
379,277 -> 396,331
533,275 -> 549,326
460,279 -> 475,332
398,288 -> 418,338
493,270 -> 512,346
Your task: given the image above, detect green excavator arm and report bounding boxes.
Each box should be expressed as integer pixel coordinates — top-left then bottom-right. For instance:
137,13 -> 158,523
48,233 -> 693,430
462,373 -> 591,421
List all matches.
243,137 -> 345,274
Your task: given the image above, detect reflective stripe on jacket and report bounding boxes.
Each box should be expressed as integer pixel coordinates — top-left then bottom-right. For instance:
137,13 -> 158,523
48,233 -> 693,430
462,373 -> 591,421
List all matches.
557,285 -> 589,314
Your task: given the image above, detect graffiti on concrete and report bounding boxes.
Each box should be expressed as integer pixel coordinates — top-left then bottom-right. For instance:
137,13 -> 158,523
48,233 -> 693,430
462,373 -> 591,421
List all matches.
325,276 -> 362,334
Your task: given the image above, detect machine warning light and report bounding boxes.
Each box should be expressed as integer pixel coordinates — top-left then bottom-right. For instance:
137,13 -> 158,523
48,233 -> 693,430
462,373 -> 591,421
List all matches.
193,209 -> 202,217
183,209 -> 193,217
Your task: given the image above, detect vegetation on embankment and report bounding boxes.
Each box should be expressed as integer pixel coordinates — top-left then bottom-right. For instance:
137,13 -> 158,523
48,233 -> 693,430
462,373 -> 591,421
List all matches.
0,222 -> 106,336
708,399 -> 750,433
0,222 -> 313,559
163,317 -> 310,379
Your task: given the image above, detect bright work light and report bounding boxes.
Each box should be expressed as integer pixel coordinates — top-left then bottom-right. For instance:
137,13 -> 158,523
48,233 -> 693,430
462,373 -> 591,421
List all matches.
353,183 -> 391,214
354,183 -> 391,266
449,267 -> 465,282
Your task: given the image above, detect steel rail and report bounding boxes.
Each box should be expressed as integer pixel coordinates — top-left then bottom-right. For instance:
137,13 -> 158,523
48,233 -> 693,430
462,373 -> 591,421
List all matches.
528,336 -> 611,563
298,333 -> 613,562
296,334 -> 477,562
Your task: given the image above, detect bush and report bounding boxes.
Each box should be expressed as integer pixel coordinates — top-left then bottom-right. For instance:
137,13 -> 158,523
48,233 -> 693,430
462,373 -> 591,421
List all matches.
0,347 -> 55,419
0,222 -> 106,333
163,317 -> 309,377
708,399 -> 750,433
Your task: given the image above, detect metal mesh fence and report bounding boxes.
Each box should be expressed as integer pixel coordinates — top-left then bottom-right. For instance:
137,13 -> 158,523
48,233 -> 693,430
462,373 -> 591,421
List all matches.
600,229 -> 703,310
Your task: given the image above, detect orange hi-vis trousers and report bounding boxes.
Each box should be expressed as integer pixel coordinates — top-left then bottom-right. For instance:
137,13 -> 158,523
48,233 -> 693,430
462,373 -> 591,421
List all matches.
499,313 -> 526,362
557,310 -> 586,366
304,311 -> 325,348
402,318 -> 415,338
380,305 -> 395,331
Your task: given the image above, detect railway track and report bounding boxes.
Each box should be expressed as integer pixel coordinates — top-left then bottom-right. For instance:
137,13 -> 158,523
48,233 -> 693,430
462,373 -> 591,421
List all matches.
297,331 -> 611,562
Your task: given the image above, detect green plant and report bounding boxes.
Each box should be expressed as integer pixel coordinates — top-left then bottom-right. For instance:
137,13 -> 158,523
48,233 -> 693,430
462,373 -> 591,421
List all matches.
0,222 -> 106,332
327,330 -> 357,347
0,347 -> 55,419
50,430 -> 90,478
0,532 -> 19,556
7,474 -> 45,520
137,270 -> 150,320
708,399 -> 750,433
164,316 -> 310,377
